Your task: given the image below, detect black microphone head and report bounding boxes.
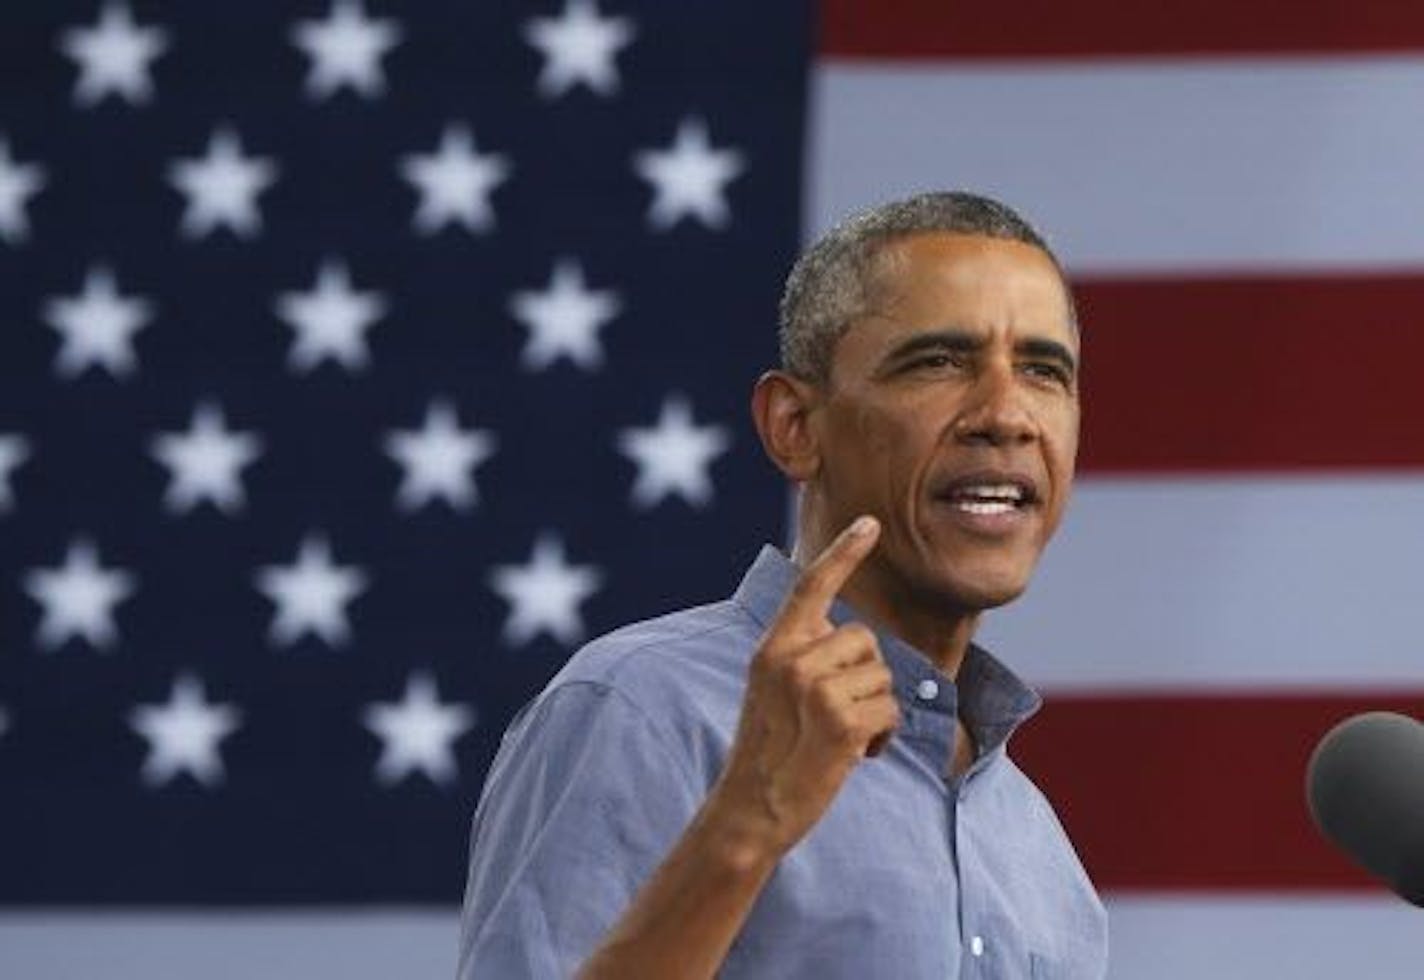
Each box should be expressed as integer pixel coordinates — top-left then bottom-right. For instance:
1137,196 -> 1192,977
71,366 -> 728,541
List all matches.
1306,711 -> 1424,907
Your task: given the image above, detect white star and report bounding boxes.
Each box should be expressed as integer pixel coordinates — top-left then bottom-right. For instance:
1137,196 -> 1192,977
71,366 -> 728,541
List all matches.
275,260 -> 388,373
255,534 -> 369,648
290,0 -> 402,101
523,0 -> 635,99
633,116 -> 746,230
57,1 -> 169,107
149,402 -> 264,515
0,137 -> 46,244
489,534 -> 602,647
362,671 -> 476,787
400,124 -> 510,235
41,265 -> 154,379
130,673 -> 242,788
0,434 -> 31,513
383,400 -> 496,513
617,395 -> 731,509
508,259 -> 621,371
167,127 -> 278,239
23,538 -> 137,651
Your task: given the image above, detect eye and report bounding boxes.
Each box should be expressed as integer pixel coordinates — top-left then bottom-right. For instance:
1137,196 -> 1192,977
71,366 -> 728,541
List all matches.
1022,361 -> 1072,386
906,352 -> 965,372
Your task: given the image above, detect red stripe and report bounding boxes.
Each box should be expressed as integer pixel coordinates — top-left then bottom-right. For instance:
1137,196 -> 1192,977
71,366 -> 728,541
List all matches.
820,0 -> 1424,59
1074,274 -> 1424,472
1012,693 -> 1424,891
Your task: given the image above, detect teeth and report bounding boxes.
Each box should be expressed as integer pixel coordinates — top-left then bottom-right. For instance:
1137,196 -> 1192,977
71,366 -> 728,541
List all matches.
956,483 -> 1024,502
955,500 -> 1015,516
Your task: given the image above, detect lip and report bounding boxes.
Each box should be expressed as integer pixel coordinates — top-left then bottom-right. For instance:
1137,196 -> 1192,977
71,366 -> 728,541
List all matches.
932,467 -> 1041,505
929,467 -> 1042,538
931,496 -> 1032,537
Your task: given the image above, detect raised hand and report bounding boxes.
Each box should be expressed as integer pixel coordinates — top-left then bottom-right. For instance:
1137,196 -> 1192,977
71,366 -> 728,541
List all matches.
710,516 -> 900,857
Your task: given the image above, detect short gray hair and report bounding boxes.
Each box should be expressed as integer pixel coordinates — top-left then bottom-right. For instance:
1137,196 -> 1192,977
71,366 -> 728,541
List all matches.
778,191 -> 1074,383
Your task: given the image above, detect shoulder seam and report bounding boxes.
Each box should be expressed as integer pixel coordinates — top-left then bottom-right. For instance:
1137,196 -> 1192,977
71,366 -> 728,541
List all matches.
538,679 -> 708,792
593,610 -> 760,673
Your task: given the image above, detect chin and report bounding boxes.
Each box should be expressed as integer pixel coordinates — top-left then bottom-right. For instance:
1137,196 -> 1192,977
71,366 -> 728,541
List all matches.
949,578 -> 1027,611
925,559 -> 1032,612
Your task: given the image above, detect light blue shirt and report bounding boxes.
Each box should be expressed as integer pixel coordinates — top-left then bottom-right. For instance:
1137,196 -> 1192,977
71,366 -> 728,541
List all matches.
459,546 -> 1108,978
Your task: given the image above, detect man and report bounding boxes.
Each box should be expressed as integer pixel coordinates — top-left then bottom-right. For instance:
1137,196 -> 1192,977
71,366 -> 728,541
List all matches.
458,191 -> 1108,978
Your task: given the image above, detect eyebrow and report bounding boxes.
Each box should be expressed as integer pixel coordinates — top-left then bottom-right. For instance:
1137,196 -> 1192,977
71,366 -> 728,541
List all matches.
879,328 -> 1078,377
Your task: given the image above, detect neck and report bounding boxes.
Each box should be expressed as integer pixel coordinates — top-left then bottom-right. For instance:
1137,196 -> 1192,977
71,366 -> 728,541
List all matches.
791,516 -> 980,679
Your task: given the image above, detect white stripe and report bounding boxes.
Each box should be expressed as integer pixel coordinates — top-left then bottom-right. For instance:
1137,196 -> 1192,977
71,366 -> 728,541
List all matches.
977,475 -> 1424,691
1106,894 -> 1424,979
810,59 -> 1424,275
5,901 -> 1422,977
0,910 -> 457,980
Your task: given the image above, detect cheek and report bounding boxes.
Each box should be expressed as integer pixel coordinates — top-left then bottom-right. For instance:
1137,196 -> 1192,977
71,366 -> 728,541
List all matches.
1051,427 -> 1078,477
1053,405 -> 1081,473
855,403 -> 937,490
1042,409 -> 1080,513
853,403 -> 909,457
824,402 -> 924,495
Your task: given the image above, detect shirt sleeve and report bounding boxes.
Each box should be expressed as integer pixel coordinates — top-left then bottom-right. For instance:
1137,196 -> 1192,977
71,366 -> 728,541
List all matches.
456,679 -> 706,979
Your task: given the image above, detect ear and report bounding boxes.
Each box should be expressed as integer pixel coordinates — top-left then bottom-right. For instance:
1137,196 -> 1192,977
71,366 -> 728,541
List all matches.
751,370 -> 821,482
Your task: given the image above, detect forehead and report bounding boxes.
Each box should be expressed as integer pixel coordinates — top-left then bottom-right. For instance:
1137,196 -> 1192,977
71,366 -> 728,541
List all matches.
850,231 -> 1077,352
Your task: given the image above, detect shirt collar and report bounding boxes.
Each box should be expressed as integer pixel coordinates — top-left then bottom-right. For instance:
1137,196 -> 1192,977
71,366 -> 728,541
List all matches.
732,545 -> 1042,743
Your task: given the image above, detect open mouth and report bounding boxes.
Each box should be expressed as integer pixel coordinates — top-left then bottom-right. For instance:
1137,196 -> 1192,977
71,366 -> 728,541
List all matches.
933,473 -> 1039,521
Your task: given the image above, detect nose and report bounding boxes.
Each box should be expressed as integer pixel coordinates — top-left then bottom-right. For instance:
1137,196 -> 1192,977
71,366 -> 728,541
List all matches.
953,362 -> 1036,447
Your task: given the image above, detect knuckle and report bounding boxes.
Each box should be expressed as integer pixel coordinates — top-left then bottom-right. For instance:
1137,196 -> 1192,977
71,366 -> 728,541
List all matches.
807,676 -> 839,711
827,713 -> 858,746
784,655 -> 815,689
867,666 -> 893,692
838,622 -> 875,646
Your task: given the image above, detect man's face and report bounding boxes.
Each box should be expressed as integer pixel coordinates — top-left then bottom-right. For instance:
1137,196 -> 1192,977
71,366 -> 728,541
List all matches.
810,231 -> 1080,611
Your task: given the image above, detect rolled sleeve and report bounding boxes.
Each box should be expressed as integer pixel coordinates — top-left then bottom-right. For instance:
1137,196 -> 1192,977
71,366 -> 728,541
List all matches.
457,680 -> 704,979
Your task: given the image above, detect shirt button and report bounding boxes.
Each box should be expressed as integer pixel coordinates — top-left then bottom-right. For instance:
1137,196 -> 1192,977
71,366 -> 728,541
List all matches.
970,935 -> 985,957
915,678 -> 939,701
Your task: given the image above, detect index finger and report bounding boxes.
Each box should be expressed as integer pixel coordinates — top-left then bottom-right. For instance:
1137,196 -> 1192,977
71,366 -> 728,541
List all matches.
776,515 -> 880,636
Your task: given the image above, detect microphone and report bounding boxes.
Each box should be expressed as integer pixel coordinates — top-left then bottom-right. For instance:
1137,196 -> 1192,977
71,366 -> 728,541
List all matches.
1306,711 -> 1424,907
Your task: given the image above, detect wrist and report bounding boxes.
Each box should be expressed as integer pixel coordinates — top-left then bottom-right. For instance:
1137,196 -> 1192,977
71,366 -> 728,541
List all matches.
692,786 -> 787,880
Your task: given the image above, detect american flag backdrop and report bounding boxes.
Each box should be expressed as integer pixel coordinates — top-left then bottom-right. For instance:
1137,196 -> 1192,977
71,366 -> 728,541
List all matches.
3,1 -> 1424,977
1,0 -> 797,962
